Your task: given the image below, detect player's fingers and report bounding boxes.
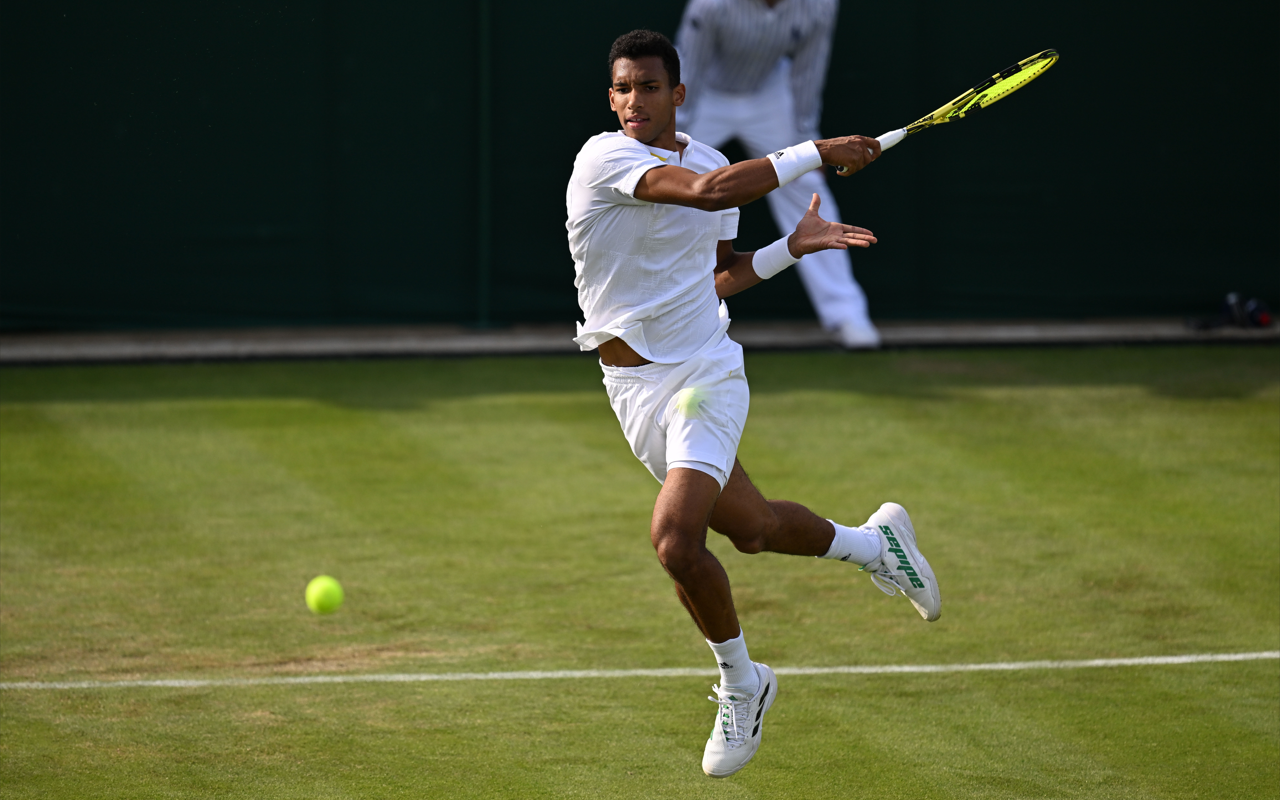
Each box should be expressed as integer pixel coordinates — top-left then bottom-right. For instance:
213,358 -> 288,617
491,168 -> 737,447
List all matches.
850,231 -> 877,241
821,230 -> 875,249
852,136 -> 877,163
837,223 -> 874,236
807,193 -> 821,214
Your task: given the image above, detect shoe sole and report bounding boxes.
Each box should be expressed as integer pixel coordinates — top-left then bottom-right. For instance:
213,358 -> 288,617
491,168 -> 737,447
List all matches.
878,502 -> 941,622
703,663 -> 777,778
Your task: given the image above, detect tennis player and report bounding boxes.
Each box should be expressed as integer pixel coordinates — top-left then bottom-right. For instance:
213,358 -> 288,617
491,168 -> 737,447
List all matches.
567,30 -> 941,778
675,0 -> 882,348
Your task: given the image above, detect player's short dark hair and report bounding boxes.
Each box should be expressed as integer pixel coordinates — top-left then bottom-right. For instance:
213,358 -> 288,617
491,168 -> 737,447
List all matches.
607,29 -> 681,86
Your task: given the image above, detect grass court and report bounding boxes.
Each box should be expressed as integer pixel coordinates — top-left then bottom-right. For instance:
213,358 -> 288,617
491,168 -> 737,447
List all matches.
1,345 -> 1277,798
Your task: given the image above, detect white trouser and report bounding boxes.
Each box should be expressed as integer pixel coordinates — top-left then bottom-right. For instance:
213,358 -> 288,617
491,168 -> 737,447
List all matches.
685,62 -> 872,331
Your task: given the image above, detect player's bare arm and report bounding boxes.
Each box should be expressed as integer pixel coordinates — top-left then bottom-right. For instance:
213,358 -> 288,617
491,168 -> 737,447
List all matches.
713,194 -> 877,299
634,137 -> 881,211
610,55 -> 881,212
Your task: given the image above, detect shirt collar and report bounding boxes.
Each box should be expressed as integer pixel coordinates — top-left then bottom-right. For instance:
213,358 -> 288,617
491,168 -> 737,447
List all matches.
645,132 -> 692,165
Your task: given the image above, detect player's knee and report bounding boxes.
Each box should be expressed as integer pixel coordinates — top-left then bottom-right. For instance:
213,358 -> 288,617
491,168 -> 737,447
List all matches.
716,509 -> 779,555
727,530 -> 764,555
651,526 -> 701,577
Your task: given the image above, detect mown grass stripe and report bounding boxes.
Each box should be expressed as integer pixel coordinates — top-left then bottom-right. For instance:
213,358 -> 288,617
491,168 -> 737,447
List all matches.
3,651 -> 1274,691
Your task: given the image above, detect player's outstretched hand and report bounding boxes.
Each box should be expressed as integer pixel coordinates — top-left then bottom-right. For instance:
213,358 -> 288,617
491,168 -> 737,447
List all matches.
787,194 -> 877,256
816,135 -> 881,176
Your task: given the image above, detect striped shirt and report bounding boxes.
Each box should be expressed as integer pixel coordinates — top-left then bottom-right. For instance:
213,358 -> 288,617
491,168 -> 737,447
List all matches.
675,0 -> 838,141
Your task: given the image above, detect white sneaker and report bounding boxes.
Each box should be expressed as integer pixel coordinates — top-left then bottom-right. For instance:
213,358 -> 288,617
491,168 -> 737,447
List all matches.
702,662 -> 777,778
861,502 -> 941,621
835,320 -> 882,350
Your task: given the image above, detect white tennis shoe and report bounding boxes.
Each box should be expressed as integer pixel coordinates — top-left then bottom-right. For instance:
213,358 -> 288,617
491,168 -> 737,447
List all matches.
835,320 -> 882,350
860,502 -> 941,621
702,662 -> 777,778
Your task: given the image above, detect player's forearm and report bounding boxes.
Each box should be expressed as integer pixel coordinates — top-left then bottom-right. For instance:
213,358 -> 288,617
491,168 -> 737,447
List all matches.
714,250 -> 763,298
636,140 -> 865,210
714,236 -> 803,299
683,159 -> 781,212
677,143 -> 831,211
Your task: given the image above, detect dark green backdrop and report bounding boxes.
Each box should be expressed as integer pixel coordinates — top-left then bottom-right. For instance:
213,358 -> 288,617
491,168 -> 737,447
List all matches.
2,2 -> 1276,331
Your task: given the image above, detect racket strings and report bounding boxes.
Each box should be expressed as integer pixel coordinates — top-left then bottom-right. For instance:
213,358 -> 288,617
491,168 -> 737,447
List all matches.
946,54 -> 1058,121
977,60 -> 1056,108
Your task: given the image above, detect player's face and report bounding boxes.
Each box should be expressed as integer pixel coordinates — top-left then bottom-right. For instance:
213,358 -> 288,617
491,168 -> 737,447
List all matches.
608,56 -> 684,147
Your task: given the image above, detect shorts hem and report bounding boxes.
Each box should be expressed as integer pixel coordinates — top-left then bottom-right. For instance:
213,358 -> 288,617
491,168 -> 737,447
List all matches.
667,459 -> 730,490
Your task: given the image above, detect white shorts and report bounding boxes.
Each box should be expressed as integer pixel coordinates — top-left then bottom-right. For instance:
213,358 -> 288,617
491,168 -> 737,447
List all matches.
601,333 -> 749,491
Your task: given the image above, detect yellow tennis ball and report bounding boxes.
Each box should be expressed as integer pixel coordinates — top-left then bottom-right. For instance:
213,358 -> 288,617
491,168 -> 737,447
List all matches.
305,575 -> 344,615
673,386 -> 704,418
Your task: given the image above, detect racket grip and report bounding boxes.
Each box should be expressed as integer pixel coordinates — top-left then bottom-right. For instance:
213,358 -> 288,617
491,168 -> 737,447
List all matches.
877,128 -> 907,151
835,128 -> 907,174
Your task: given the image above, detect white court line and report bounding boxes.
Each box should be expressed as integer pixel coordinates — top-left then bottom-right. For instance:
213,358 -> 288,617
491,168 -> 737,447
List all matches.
1,651 -> 1275,691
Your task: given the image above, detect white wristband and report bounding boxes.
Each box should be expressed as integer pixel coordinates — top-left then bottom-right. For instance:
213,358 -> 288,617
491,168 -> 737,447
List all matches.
752,236 -> 799,280
766,140 -> 822,187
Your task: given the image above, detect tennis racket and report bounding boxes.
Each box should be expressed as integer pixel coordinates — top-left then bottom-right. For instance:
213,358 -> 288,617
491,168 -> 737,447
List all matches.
836,48 -> 1059,174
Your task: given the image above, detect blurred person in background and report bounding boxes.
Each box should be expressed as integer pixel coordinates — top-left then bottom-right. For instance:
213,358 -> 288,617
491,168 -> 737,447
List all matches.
676,0 -> 880,348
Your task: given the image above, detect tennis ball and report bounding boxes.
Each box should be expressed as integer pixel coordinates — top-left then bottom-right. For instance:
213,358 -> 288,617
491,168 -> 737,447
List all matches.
673,386 -> 704,418
305,575 -> 344,615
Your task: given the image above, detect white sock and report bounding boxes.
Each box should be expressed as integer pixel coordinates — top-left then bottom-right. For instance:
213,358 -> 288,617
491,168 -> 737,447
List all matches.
820,520 -> 882,566
707,631 -> 760,696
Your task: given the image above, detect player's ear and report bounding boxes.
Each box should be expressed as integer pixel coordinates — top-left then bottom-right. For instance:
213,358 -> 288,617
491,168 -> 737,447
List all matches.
673,82 -> 686,107
608,87 -> 618,111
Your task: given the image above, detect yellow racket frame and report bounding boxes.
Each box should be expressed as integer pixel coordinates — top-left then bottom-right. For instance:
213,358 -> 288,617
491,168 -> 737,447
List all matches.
836,49 -> 1058,173
908,48 -> 1059,134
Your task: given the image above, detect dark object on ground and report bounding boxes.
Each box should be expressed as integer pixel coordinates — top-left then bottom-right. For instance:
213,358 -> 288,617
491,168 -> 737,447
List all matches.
1187,293 -> 1273,331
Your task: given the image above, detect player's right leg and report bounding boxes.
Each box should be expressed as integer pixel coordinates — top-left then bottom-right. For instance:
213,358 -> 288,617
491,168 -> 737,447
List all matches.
649,465 -> 780,778
650,466 -> 741,643
709,459 -> 941,622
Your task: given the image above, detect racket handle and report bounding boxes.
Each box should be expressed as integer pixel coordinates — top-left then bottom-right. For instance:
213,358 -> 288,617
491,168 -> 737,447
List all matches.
877,128 -> 907,151
834,128 -> 907,174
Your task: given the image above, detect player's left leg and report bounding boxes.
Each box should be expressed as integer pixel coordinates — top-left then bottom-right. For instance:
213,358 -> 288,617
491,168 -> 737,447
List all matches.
709,458 -> 942,622
709,458 -> 870,558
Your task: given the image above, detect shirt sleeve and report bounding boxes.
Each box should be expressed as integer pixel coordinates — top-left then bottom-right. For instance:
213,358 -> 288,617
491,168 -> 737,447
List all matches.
674,0 -> 718,131
719,207 -> 740,241
579,138 -> 667,205
789,0 -> 837,141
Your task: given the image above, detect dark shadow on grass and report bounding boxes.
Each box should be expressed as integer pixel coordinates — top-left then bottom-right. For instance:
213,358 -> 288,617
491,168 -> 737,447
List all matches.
744,345 -> 1280,401
0,346 -> 1276,409
0,353 -> 604,410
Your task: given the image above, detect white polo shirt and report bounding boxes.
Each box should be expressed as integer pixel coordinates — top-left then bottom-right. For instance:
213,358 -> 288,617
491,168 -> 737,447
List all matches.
567,131 -> 740,364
